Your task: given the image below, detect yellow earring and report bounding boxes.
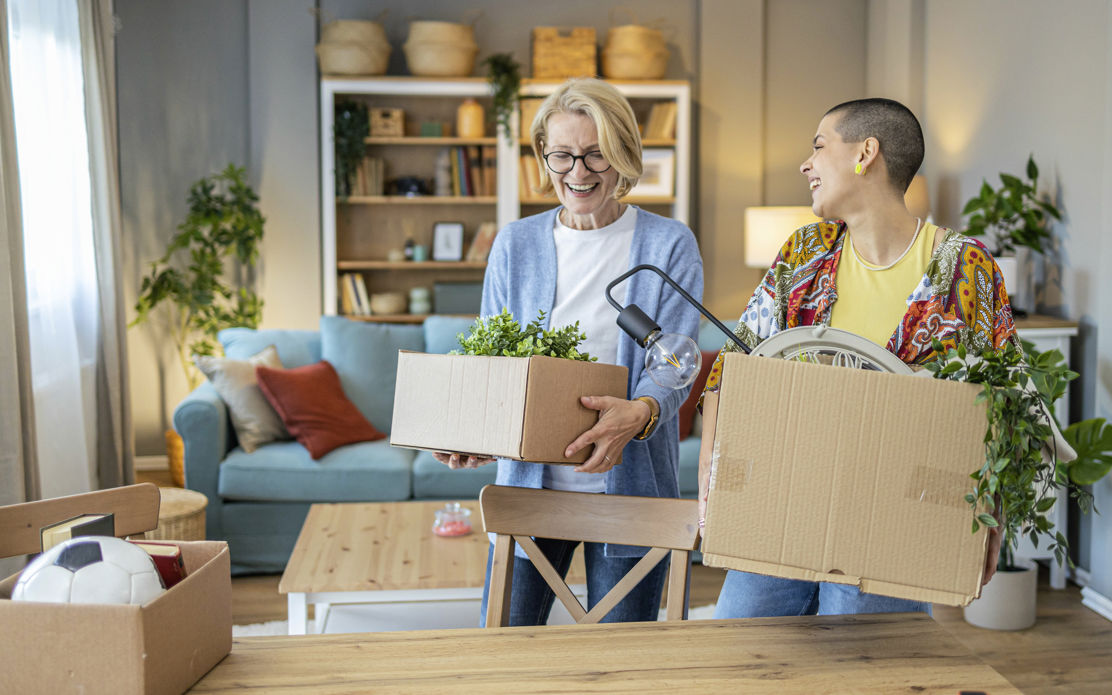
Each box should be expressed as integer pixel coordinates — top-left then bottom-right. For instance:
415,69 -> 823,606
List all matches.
854,163 -> 865,175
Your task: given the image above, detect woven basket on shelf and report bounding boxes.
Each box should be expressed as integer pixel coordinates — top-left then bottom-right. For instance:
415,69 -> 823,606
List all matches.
601,48 -> 669,80
316,42 -> 390,76
532,27 -> 597,79
146,487 -> 208,541
320,18 -> 388,45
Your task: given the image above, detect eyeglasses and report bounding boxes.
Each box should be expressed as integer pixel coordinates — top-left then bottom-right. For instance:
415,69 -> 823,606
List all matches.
542,150 -> 612,174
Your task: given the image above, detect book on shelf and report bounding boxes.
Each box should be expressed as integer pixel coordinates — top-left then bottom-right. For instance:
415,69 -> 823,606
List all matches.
353,273 -> 370,313
457,147 -> 472,196
520,154 -> 542,199
481,145 -> 497,196
519,98 -> 544,139
40,513 -> 115,553
644,102 -> 677,140
128,540 -> 187,589
468,146 -> 483,197
465,221 -> 499,262
450,147 -> 461,196
340,273 -> 356,315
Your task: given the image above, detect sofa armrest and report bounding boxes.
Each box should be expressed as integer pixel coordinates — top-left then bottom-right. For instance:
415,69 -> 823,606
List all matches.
172,382 -> 229,540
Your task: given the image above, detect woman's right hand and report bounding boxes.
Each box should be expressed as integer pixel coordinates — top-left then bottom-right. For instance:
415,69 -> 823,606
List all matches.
432,452 -> 496,470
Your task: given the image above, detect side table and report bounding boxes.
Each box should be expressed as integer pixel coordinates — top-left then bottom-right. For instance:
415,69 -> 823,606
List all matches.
146,487 -> 208,542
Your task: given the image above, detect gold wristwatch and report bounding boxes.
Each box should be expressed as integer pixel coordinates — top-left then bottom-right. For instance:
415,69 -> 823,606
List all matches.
633,396 -> 660,441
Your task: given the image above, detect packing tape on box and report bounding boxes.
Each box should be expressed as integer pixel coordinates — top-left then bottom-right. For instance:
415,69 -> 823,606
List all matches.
904,465 -> 970,510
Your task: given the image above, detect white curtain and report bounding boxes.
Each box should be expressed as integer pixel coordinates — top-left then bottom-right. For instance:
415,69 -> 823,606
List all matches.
7,0 -> 100,498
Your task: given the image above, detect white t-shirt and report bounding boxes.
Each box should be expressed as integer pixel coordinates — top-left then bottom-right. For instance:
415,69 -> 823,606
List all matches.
542,206 -> 637,493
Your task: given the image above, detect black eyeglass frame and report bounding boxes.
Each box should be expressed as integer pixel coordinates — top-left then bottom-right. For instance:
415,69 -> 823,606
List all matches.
541,150 -> 613,174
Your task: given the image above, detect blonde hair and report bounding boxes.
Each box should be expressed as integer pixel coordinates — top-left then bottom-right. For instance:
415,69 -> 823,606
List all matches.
529,78 -> 643,199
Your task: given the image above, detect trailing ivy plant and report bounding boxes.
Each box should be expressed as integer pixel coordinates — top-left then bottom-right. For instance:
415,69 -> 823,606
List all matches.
483,53 -> 521,138
926,338 -> 1104,570
453,308 -> 596,362
131,164 -> 264,389
333,99 -> 369,199
961,154 -> 1062,255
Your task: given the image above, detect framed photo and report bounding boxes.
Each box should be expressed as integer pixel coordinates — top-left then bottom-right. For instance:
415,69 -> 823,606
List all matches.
630,148 -> 675,198
432,222 -> 465,261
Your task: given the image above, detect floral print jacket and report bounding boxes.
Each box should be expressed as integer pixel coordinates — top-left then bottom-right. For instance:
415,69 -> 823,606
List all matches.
704,221 -> 1019,393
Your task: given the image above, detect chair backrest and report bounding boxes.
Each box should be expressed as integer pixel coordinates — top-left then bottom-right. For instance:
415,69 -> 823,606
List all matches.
479,484 -> 700,627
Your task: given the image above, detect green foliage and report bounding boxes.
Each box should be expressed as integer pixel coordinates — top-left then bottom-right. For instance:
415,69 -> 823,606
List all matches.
961,154 -> 1062,255
333,100 -> 368,198
130,164 -> 264,389
925,338 -> 1098,569
454,308 -> 596,362
483,53 -> 521,138
1064,418 -> 1112,486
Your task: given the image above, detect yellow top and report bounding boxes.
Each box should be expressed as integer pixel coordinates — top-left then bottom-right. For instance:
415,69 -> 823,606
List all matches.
830,221 -> 937,347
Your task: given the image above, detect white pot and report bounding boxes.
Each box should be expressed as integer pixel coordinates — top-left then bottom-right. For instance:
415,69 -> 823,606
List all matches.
962,557 -> 1038,630
995,251 -> 1035,313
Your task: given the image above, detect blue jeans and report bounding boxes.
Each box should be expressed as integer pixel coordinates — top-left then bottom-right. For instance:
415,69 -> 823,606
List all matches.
479,537 -> 669,626
713,570 -> 932,619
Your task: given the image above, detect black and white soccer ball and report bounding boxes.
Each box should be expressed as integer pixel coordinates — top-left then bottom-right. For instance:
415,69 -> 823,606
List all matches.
12,536 -> 166,605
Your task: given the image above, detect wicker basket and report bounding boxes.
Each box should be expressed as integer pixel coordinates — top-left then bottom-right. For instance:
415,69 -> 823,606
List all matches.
370,291 -> 407,315
320,19 -> 388,45
316,41 -> 391,76
601,48 -> 669,80
605,24 -> 666,54
403,40 -> 478,77
532,27 -> 597,79
407,20 -> 476,45
146,487 -> 208,541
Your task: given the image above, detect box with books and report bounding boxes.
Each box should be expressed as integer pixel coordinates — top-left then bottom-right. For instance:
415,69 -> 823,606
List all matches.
40,512 -> 114,552
130,540 -> 188,589
0,484 -> 231,695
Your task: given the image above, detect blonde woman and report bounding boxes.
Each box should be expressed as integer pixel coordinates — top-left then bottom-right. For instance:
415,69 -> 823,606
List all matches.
434,77 -> 703,625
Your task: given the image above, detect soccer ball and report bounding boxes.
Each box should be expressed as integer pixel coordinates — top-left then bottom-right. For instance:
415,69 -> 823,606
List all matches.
12,536 -> 166,605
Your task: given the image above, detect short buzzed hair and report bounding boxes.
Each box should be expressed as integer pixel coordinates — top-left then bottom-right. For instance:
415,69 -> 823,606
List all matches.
825,98 -> 923,192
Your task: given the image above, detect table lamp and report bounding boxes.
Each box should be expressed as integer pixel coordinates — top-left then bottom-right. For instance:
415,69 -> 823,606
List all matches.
744,206 -> 822,268
605,264 -> 749,389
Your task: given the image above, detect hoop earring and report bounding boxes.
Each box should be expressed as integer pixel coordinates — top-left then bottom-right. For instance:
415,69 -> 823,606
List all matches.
854,163 -> 865,176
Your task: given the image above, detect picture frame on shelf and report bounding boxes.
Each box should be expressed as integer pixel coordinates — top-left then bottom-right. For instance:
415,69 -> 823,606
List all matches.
630,148 -> 675,197
432,222 -> 465,261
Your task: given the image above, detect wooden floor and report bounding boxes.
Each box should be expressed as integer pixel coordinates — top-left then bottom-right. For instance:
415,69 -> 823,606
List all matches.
139,471 -> 1111,694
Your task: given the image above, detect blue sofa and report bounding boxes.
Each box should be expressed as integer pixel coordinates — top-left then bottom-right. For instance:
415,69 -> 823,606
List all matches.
174,315 -> 725,574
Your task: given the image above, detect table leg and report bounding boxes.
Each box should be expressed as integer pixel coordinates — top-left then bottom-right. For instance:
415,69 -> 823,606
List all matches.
314,602 -> 332,634
288,592 -> 308,635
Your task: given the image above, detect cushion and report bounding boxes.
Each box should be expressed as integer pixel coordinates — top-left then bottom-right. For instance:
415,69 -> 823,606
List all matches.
698,318 -> 736,352
256,360 -> 386,459
194,345 -> 289,453
411,450 -> 498,498
319,316 -> 424,432
677,350 -> 718,440
423,314 -> 477,354
218,439 -> 414,503
220,327 -> 321,368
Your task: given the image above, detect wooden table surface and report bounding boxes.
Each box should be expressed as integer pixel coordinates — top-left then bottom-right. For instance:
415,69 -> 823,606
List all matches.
279,500 -> 584,595
191,613 -> 1019,694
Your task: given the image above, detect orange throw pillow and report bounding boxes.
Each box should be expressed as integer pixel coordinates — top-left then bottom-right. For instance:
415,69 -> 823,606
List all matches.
256,360 -> 385,459
677,351 -> 719,440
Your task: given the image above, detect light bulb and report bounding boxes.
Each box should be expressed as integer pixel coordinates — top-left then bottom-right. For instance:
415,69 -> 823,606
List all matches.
644,331 -> 702,389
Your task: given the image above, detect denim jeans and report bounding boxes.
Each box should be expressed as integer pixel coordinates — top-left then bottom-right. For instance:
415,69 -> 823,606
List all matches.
713,570 -> 932,619
478,537 -> 669,627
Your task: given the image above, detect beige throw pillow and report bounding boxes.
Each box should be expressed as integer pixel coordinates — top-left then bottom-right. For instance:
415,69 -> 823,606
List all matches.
194,345 -> 290,453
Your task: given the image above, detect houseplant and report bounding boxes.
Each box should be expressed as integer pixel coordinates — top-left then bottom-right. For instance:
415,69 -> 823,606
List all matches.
961,155 -> 1062,312
483,53 -> 521,138
333,99 -> 368,198
928,339 -> 1111,629
131,164 -> 265,484
454,308 -> 595,361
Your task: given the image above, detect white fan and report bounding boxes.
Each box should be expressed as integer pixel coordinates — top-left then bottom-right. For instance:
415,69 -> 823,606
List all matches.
750,325 -> 914,375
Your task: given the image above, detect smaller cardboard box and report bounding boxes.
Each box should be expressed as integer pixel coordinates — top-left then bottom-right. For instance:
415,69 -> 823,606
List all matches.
0,484 -> 231,695
391,352 -> 628,465
701,354 -> 990,606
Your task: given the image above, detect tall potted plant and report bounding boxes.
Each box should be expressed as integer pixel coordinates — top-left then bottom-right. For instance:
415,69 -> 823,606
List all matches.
131,164 -> 265,484
928,340 -> 1112,629
961,155 -> 1062,313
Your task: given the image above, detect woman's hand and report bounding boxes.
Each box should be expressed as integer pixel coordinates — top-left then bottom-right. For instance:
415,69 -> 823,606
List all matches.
564,396 -> 653,474
431,452 -> 496,470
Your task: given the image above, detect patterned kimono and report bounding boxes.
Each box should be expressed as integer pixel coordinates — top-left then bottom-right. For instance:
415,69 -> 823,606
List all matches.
704,220 -> 1019,393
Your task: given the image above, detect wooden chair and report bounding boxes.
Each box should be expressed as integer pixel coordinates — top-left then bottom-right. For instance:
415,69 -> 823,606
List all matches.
479,484 -> 700,627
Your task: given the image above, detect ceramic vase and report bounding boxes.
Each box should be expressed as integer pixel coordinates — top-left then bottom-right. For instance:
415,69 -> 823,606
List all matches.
962,556 -> 1038,630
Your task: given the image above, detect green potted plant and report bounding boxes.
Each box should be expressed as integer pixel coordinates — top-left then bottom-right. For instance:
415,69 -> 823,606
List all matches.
961,155 -> 1062,313
928,339 -> 1111,629
131,164 -> 265,485
483,53 -> 521,138
333,99 -> 369,199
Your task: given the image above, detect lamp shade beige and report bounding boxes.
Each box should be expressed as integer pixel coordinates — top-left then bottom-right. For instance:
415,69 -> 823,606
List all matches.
744,206 -> 822,268
904,174 -> 930,220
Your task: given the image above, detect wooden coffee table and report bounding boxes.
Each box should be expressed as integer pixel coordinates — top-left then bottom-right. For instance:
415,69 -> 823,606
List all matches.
279,500 -> 584,635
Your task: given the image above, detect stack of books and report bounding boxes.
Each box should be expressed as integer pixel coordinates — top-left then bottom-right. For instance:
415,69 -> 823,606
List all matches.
643,102 -> 677,141
445,145 -> 496,197
340,273 -> 371,316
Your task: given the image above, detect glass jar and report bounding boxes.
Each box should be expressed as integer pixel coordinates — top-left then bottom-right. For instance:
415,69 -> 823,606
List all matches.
432,502 -> 472,537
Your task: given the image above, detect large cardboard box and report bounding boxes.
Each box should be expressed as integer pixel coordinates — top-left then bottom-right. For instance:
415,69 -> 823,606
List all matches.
0,484 -> 231,695
701,354 -> 990,606
391,352 -> 628,464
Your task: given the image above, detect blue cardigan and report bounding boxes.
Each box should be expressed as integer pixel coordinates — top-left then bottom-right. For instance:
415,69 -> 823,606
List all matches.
482,206 -> 703,552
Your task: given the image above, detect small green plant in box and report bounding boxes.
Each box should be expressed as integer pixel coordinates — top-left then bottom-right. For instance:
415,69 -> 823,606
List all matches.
454,309 -> 596,362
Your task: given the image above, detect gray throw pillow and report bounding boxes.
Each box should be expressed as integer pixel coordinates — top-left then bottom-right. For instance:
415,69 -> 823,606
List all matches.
194,345 -> 290,453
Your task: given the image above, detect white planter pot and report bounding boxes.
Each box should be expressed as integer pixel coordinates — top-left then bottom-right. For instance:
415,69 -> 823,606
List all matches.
995,255 -> 1019,308
995,251 -> 1035,313
962,557 -> 1038,630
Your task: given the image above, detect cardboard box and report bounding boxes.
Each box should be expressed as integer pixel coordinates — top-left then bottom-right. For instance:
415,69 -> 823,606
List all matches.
701,354 -> 990,606
0,485 -> 231,695
391,352 -> 628,465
